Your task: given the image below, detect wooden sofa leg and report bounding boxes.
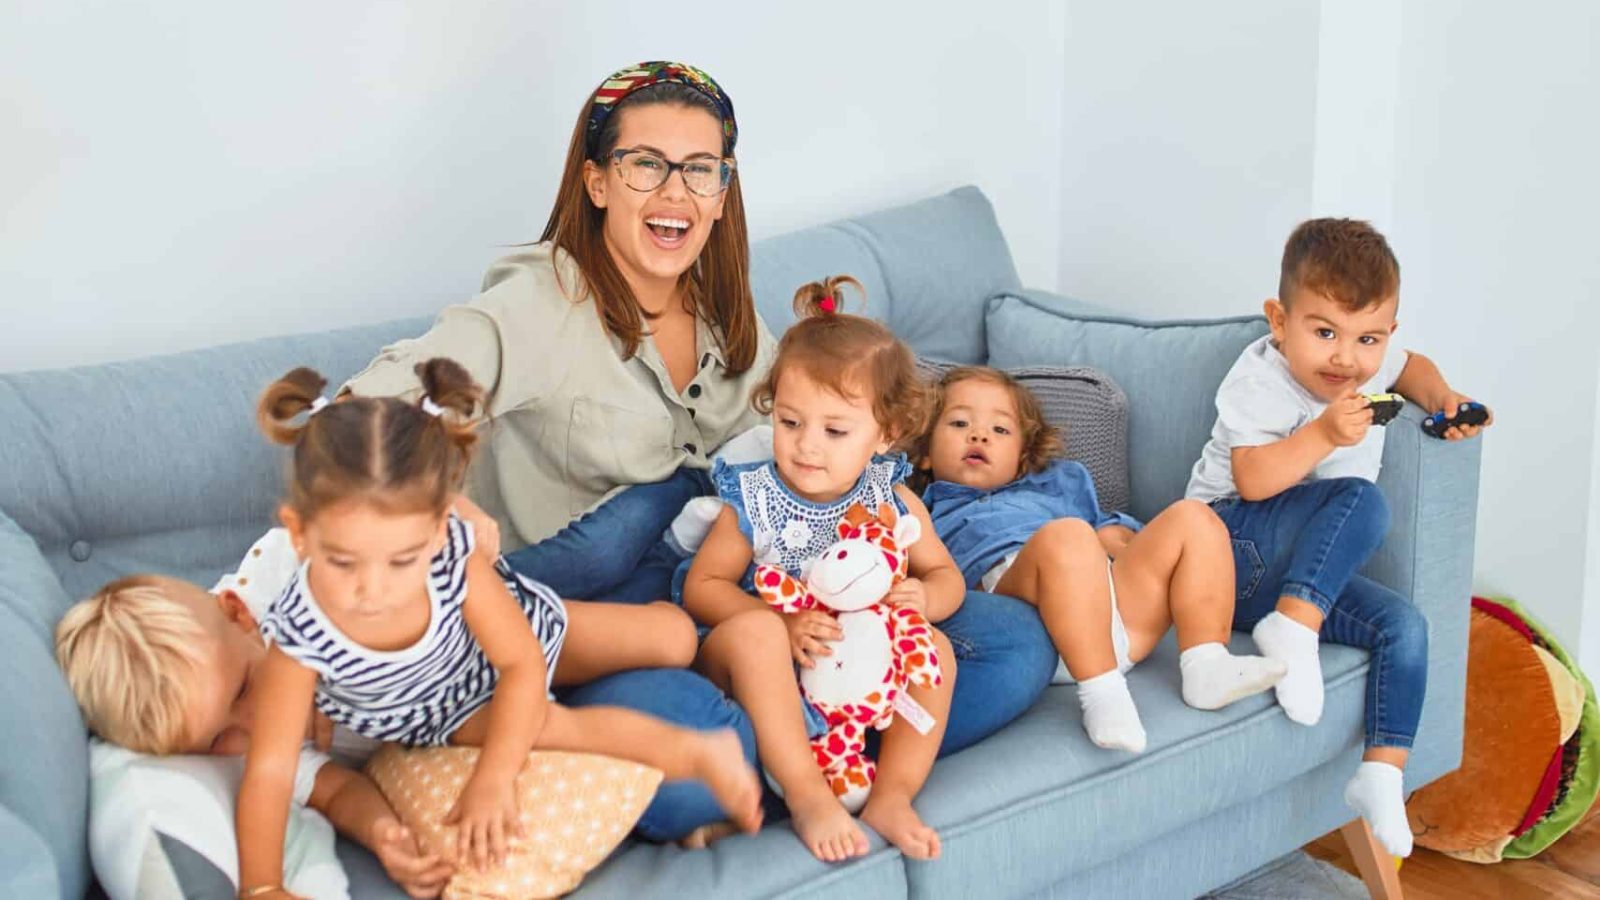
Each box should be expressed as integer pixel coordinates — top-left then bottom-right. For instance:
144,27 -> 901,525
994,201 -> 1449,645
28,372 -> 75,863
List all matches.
1339,818 -> 1404,899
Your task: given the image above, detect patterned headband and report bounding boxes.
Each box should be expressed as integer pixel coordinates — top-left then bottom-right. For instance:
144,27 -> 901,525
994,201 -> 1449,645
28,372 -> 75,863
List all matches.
586,60 -> 737,158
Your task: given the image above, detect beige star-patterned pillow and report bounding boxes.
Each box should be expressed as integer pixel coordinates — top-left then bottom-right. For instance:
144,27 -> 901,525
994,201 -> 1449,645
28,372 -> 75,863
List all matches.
366,746 -> 663,899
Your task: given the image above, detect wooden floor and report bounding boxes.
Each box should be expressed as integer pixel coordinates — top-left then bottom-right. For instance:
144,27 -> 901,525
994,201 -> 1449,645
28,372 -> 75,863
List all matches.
1304,798 -> 1600,899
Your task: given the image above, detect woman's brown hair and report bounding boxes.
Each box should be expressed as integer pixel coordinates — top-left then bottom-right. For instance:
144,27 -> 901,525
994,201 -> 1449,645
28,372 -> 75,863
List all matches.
751,275 -> 927,443
540,81 -> 759,374
908,366 -> 1065,488
257,358 -> 483,519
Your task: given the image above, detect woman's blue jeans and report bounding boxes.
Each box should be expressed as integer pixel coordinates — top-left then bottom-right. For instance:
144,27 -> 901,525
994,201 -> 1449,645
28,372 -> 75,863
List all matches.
505,470 -> 1057,838
1213,477 -> 1428,750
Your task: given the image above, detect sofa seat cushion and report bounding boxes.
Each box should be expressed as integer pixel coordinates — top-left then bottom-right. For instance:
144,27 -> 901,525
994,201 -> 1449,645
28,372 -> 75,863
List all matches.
903,633 -> 1371,899
569,825 -> 908,899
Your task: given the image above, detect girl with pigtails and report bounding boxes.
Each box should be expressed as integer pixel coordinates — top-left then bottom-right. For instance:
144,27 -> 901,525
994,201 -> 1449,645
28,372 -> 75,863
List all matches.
233,359 -> 760,900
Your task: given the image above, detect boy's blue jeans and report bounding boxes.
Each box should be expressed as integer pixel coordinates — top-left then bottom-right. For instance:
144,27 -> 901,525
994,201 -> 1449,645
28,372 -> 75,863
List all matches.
1212,477 -> 1428,751
503,469 -> 1057,838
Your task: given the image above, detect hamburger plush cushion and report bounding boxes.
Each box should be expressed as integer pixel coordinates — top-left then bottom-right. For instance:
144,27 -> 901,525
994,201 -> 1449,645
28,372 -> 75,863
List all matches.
1406,596 -> 1600,862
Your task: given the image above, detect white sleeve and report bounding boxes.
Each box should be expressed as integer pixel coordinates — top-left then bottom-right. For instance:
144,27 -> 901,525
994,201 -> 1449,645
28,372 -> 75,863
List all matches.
212,528 -> 301,621
293,746 -> 333,806
1215,376 -> 1306,448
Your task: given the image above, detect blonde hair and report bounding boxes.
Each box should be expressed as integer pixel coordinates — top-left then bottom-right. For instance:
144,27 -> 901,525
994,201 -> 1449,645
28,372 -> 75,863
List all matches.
751,275 -> 928,443
54,575 -> 209,755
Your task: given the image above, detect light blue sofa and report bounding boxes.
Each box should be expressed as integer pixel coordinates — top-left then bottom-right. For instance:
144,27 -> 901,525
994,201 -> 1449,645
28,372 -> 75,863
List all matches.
0,186 -> 1480,898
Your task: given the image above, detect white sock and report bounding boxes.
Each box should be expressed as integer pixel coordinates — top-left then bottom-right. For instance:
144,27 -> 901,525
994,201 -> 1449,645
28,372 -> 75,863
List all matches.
1251,612 -> 1325,725
1178,642 -> 1287,710
1344,761 -> 1413,857
1077,669 -> 1146,753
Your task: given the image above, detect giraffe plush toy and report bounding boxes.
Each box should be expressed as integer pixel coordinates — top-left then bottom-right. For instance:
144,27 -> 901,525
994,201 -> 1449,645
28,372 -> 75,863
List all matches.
754,502 -> 943,812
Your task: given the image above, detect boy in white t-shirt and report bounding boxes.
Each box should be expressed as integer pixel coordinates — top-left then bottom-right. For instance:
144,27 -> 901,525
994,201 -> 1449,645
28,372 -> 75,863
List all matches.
1186,218 -> 1491,857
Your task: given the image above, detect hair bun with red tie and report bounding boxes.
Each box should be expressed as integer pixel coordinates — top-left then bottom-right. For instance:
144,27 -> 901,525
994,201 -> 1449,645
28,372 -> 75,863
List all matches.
791,275 -> 860,320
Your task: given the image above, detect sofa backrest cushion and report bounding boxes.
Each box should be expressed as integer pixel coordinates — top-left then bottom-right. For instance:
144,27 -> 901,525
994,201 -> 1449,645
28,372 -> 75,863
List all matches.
985,291 -> 1268,521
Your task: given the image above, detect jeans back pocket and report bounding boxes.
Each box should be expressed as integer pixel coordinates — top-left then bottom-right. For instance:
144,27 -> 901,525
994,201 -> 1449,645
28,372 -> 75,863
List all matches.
1231,538 -> 1267,606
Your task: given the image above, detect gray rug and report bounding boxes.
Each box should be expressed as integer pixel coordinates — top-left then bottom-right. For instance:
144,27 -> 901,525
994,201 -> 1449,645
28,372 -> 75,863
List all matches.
1201,850 -> 1368,899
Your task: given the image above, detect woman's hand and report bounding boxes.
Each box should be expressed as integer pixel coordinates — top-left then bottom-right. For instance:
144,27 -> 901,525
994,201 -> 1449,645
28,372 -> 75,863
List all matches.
451,494 -> 501,562
1096,525 -> 1134,559
443,770 -> 521,872
783,610 -> 842,669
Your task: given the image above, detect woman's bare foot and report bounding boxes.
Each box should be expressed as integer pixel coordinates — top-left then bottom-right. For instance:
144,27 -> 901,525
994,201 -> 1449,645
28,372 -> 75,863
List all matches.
860,792 -> 940,860
691,730 -> 764,834
679,820 -> 740,850
788,786 -> 870,862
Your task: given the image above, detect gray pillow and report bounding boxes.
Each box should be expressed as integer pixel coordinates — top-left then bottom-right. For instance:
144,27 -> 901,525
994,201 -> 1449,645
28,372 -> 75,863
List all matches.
914,360 -> 1131,514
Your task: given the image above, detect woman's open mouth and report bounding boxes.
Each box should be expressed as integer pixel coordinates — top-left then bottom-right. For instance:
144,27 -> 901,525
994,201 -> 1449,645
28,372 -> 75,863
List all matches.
645,215 -> 690,249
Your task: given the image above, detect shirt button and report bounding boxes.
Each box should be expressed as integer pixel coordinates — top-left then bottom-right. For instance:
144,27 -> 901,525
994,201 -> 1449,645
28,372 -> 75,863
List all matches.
70,540 -> 92,562
687,384 -> 703,399
684,442 -> 699,455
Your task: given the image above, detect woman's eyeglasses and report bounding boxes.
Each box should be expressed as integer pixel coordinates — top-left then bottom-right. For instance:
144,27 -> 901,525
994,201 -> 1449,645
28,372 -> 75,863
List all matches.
609,148 -> 736,197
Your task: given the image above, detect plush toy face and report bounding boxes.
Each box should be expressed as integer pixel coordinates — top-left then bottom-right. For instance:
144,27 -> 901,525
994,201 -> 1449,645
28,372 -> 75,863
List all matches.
808,510 -> 921,612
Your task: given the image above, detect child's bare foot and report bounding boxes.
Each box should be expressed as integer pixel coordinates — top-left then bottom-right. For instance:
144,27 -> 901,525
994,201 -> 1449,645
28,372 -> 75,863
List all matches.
679,820 -> 740,850
860,791 -> 940,860
788,786 -> 870,862
691,729 -> 764,834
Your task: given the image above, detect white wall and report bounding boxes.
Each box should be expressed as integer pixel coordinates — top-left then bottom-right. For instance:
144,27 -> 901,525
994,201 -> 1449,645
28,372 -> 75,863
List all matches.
1387,2 -> 1600,678
1055,0 -> 1600,677
1308,0 -> 1399,228
1057,1 -> 1322,318
1586,358 -> 1600,674
0,1 -> 1066,372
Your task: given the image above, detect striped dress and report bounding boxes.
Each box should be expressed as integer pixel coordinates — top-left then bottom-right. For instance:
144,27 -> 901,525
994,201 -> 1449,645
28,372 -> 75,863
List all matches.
262,514 -> 567,747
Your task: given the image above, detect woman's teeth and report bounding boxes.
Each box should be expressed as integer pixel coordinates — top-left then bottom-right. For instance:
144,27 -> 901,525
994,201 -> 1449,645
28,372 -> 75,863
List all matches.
646,216 -> 689,238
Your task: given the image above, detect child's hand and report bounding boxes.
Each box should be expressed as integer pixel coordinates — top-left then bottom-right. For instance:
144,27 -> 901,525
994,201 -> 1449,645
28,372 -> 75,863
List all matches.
371,817 -> 454,899
887,577 -> 929,615
1434,393 -> 1493,440
444,771 -> 521,873
783,609 -> 842,669
1315,392 -> 1373,447
451,493 -> 501,562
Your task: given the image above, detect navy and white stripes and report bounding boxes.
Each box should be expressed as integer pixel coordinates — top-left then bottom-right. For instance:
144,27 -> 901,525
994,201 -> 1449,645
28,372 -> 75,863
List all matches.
263,514 -> 566,747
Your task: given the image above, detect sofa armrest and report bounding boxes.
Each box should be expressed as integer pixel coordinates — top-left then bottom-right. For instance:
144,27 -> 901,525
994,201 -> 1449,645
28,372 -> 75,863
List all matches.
1368,404 -> 1483,785
0,804 -> 60,898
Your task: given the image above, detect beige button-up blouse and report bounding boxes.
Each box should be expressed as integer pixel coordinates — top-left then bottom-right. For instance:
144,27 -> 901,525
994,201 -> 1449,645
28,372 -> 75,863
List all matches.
343,243 -> 777,550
